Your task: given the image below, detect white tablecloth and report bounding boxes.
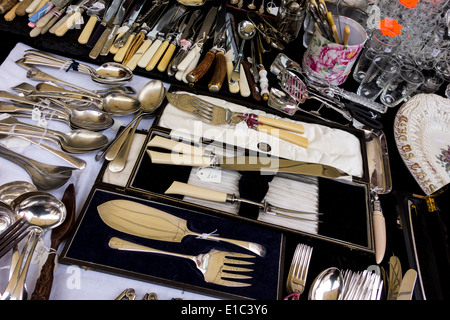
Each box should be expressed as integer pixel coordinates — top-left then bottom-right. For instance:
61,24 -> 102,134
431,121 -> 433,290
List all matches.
0,43 -> 211,300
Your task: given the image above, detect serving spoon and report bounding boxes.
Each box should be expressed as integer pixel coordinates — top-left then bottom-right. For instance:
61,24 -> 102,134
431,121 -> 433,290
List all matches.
107,80 -> 166,172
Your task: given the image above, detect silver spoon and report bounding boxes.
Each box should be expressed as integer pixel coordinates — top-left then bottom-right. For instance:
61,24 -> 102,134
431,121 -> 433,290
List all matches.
0,181 -> 37,206
0,102 -> 113,132
23,49 -> 133,84
0,145 -> 72,191
107,80 -> 166,172
2,191 -> 66,300
0,201 -> 14,234
0,119 -> 108,153
308,267 -> 343,300
231,21 -> 256,82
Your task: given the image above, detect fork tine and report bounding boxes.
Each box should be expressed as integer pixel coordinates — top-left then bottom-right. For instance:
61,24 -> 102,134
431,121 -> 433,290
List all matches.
216,278 -> 253,287
222,264 -> 254,273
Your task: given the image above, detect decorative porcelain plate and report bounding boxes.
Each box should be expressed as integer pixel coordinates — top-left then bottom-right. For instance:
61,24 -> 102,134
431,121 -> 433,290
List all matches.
394,93 -> 450,195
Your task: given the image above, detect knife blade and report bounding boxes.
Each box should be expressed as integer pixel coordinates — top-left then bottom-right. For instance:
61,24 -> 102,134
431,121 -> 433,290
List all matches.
135,4 -> 181,68
396,269 -> 417,300
169,10 -> 203,76
166,8 -> 201,75
224,12 -> 239,94
87,0 -> 123,51
29,184 -> 76,300
121,1 -> 169,69
146,136 -> 347,179
143,5 -> 187,71
175,5 -> 218,73
108,0 -> 146,56
78,0 -> 107,44
156,10 -> 192,72
186,3 -> 227,86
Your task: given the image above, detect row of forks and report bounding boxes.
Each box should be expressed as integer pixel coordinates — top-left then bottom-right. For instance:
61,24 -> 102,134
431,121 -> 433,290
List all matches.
284,242 -> 383,300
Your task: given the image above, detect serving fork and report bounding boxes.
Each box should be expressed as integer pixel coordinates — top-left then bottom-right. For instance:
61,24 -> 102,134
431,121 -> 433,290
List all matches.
165,92 -> 309,149
108,237 -> 256,287
285,243 -> 313,300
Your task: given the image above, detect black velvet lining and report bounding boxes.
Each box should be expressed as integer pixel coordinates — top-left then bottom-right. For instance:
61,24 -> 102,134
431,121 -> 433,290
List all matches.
63,188 -> 283,300
129,131 -> 371,248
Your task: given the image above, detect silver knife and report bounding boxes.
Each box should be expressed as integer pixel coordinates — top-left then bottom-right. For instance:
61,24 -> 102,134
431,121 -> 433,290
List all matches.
396,269 -> 417,300
140,5 -> 187,71
136,4 -> 185,69
113,0 -> 146,48
175,5 -> 218,73
88,0 -> 124,56
168,9 -> 202,75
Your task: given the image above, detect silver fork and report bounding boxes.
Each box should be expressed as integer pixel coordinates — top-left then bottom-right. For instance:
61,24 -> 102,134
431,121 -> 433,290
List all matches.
285,243 -> 313,300
108,237 -> 256,287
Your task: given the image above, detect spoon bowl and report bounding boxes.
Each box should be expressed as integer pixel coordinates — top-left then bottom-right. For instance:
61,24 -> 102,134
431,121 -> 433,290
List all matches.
0,181 -> 37,205
106,80 -> 166,171
0,201 -> 15,234
11,191 -> 66,229
308,267 -> 343,300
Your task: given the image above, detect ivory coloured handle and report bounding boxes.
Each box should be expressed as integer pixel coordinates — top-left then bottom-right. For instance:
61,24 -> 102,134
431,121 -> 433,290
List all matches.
114,33 -> 135,62
78,15 -> 97,44
147,136 -> 205,156
147,150 -> 211,167
157,42 -> 176,72
256,124 -> 309,149
165,181 -> 228,203
146,40 -> 169,71
239,64 -> 250,97
373,210 -> 386,264
55,11 -> 81,37
138,38 -> 160,69
226,60 -> 239,94
257,115 -> 305,134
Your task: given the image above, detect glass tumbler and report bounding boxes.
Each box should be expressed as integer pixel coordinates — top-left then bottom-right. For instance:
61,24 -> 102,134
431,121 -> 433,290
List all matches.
352,28 -> 401,82
380,64 -> 424,107
357,54 -> 400,100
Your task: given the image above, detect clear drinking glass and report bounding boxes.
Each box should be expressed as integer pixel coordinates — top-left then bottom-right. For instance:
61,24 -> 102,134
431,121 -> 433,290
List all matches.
357,54 -> 400,100
352,28 -> 401,82
380,64 -> 424,107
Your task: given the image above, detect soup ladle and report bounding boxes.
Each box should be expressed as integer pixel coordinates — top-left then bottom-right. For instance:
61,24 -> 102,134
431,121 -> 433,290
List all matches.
1,191 -> 66,300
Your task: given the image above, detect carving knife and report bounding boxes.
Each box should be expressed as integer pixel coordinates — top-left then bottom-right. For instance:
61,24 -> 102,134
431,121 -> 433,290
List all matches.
109,0 -> 146,56
156,11 -> 190,72
135,4 -> 182,69
146,136 -> 348,179
396,269 -> 417,300
78,0 -> 107,44
186,3 -> 227,87
165,9 -> 201,75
